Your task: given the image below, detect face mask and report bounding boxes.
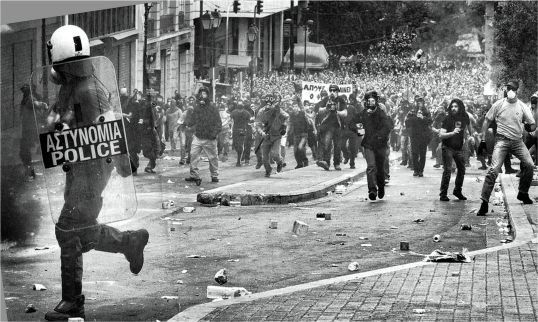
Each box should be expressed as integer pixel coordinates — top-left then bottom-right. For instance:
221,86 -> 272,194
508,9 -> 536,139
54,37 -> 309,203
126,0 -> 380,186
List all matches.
507,90 -> 516,99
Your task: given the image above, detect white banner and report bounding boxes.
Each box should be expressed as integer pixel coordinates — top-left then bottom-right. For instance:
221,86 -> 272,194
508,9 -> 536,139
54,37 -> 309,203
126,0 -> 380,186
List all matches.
301,81 -> 354,104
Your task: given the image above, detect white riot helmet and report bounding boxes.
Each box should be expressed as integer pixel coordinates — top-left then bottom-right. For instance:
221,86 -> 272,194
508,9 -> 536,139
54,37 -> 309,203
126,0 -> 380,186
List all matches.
47,25 -> 90,64
48,25 -> 92,78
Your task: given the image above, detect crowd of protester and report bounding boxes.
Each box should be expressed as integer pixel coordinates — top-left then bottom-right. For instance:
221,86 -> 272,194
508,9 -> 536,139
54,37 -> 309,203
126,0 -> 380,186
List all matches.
118,45 -> 537,185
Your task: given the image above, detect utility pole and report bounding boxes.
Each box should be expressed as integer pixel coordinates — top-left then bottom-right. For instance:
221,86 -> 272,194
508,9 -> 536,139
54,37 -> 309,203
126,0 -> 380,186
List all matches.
143,3 -> 153,100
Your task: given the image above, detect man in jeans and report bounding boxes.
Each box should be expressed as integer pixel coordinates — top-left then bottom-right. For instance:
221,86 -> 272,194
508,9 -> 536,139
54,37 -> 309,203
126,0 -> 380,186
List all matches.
438,98 -> 472,201
476,81 -> 536,216
348,91 -> 394,201
184,87 -> 222,185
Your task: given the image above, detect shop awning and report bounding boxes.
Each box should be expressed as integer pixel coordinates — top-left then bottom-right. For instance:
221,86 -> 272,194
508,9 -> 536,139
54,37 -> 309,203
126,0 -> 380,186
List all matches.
282,42 -> 329,70
217,55 -> 251,69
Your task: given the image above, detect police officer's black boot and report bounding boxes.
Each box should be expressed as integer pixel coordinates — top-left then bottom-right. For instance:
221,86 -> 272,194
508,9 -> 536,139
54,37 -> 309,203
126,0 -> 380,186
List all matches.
45,239 -> 85,321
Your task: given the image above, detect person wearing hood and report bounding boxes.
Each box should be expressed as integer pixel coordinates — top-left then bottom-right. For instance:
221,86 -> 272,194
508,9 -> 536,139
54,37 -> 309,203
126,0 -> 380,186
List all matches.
348,91 -> 394,201
314,85 -> 348,171
476,81 -> 536,216
438,98 -> 472,201
405,96 -> 433,177
184,86 -> 222,185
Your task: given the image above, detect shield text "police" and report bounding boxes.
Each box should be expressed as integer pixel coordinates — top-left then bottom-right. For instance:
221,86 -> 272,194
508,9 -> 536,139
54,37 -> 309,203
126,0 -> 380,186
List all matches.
39,120 -> 127,168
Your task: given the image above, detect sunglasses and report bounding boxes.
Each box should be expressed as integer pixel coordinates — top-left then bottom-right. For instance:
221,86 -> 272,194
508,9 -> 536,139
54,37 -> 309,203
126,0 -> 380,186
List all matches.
329,90 -> 338,93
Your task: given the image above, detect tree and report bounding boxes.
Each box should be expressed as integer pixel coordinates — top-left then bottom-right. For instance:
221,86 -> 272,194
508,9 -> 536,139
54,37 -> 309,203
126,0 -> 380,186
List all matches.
493,1 -> 538,97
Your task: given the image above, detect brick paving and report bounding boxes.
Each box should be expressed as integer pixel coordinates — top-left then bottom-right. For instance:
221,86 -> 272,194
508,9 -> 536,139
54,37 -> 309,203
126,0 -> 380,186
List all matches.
170,163 -> 538,322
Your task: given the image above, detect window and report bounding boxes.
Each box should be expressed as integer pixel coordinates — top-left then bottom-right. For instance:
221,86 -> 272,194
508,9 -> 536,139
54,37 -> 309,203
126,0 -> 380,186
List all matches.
69,6 -> 136,39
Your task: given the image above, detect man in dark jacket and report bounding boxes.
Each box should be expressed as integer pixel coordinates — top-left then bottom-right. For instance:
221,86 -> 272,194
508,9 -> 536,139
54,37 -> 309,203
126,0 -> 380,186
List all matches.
348,91 -> 394,201
314,85 -> 348,171
405,97 -> 433,177
184,86 -> 222,185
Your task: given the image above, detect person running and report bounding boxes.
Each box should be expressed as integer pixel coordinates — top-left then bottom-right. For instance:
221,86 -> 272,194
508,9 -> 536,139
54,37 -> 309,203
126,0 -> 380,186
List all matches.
476,81 -> 536,216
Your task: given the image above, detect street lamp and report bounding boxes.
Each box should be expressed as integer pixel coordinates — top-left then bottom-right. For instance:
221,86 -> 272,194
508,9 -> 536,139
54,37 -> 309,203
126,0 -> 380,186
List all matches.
284,18 -> 294,71
247,24 -> 258,97
201,10 -> 221,101
299,20 -> 313,72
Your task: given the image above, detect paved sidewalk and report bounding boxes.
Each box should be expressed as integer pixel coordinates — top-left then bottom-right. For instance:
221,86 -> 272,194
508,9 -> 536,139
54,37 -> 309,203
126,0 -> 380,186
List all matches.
170,158 -> 538,321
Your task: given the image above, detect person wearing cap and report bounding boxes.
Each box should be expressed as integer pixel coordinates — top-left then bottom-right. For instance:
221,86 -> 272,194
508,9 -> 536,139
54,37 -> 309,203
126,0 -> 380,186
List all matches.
348,90 -> 394,201
476,80 -> 536,216
19,83 -> 48,180
184,86 -> 222,185
405,96 -> 433,177
314,84 -> 348,171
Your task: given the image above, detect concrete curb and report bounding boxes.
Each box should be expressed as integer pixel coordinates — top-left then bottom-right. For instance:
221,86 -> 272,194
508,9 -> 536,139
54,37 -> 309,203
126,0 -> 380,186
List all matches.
196,170 -> 365,206
196,155 -> 400,206
500,174 -> 538,243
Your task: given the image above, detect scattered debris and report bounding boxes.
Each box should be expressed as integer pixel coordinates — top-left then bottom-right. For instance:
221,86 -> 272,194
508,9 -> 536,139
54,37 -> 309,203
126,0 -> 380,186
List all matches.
292,220 -> 309,235
476,177 -> 483,183
429,209 -> 435,212
413,309 -> 426,314
25,304 -> 37,313
214,268 -> 227,285
348,262 -> 360,271
424,249 -> 472,263
316,213 -> 331,220
206,286 -> 251,299
327,241 -> 346,246
34,246 -> 50,250
433,235 -> 441,242
451,272 -> 460,277
186,255 -> 206,258
176,280 -> 184,284
390,226 -> 399,229
336,233 -> 347,237
183,207 -> 196,213
400,192 -> 405,196
32,284 -> 47,291
161,296 -> 179,300
167,179 -> 175,184
335,185 -> 346,194
461,224 -> 472,230
329,264 -> 339,267
469,208 -> 478,214
361,244 -> 372,247
400,241 -> 409,250
181,270 -> 188,274
227,259 -> 239,262
500,238 -> 513,243
358,237 -> 369,240
269,220 -> 278,229
413,219 -> 425,223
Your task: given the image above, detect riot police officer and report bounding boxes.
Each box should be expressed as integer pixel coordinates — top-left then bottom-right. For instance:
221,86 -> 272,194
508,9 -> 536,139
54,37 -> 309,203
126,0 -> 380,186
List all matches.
42,25 -> 149,321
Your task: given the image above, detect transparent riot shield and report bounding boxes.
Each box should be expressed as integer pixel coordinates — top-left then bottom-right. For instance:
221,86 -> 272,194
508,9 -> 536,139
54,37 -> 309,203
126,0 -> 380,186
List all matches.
30,56 -> 137,229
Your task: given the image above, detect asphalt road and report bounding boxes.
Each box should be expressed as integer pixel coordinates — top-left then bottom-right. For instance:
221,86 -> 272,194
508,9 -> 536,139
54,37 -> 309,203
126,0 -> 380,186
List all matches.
1,148 -> 492,321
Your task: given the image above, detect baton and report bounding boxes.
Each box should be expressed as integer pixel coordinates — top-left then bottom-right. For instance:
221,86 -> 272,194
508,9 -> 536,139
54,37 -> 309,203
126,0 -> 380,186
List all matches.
254,135 -> 266,154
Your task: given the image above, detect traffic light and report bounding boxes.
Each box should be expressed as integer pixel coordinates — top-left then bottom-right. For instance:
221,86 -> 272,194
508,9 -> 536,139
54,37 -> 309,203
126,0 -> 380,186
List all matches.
233,0 -> 241,13
256,0 -> 263,14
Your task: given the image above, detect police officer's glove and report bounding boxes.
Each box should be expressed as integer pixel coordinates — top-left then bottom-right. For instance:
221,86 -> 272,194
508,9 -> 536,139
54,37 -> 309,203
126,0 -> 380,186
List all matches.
279,128 -> 287,136
477,140 -> 488,156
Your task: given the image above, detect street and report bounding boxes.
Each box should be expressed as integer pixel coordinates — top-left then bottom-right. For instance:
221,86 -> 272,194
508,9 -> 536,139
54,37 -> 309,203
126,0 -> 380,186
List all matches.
2,149 -> 511,321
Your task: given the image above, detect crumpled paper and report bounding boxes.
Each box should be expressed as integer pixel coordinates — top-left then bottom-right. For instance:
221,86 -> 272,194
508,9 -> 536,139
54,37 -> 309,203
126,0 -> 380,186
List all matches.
424,248 -> 472,263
